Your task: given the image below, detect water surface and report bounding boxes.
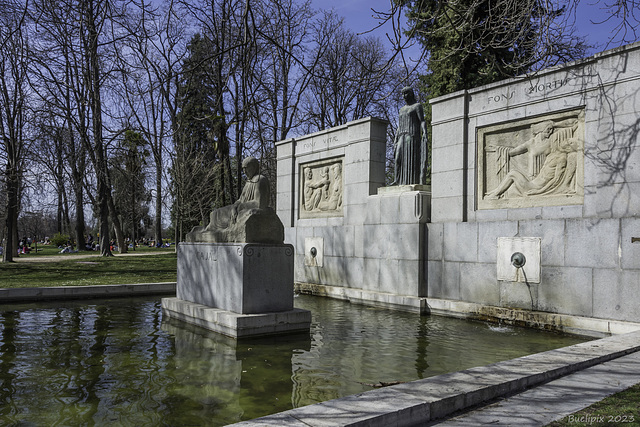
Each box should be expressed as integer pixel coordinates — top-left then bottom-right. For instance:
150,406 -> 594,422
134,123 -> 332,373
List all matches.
0,295 -> 589,425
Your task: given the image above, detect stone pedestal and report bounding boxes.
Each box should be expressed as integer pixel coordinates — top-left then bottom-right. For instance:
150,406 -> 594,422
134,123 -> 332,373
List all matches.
362,187 -> 431,298
162,242 -> 311,338
377,184 -> 431,195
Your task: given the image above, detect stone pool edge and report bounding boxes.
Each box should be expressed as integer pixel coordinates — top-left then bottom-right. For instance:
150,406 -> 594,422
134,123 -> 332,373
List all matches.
0,282 -> 176,302
4,284 -> 640,426
295,283 -> 640,338
232,329 -> 640,427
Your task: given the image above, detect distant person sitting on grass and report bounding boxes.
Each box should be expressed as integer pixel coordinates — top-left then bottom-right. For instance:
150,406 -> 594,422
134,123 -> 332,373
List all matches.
59,245 -> 77,254
86,234 -> 94,250
59,241 -> 77,254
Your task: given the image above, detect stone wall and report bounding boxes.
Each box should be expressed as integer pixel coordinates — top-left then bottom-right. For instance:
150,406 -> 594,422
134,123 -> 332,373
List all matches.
428,42 -> 640,323
276,118 -> 431,312
276,117 -> 386,287
276,117 -> 388,228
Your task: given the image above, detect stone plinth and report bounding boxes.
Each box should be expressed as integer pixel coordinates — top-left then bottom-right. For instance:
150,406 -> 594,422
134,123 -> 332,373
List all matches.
162,242 -> 311,338
162,298 -> 311,338
177,242 -> 294,314
377,184 -> 431,195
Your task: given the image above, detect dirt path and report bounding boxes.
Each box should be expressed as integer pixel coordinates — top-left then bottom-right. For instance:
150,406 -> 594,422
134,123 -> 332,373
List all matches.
12,250 -> 175,263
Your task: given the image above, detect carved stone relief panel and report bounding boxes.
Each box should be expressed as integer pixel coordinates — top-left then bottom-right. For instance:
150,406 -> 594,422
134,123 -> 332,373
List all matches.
477,108 -> 585,210
299,158 -> 344,218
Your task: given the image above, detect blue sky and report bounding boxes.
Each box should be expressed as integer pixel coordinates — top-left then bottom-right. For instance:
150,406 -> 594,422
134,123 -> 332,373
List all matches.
312,0 -> 637,57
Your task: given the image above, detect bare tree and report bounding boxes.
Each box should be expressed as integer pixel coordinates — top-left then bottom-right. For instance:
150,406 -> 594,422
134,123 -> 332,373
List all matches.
300,11 -> 397,132
112,0 -> 190,246
28,0 -> 131,253
0,0 -> 29,262
79,0 -> 118,255
29,0 -> 93,249
31,121 -> 73,235
245,0 -> 323,203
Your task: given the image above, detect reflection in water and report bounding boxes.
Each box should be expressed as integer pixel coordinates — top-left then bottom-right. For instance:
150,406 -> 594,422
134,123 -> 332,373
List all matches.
0,295 -> 588,425
0,311 -> 18,420
415,317 -> 430,379
163,318 -> 311,423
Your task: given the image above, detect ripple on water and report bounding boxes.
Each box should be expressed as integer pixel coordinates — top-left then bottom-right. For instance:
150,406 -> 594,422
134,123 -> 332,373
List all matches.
0,295 -> 589,425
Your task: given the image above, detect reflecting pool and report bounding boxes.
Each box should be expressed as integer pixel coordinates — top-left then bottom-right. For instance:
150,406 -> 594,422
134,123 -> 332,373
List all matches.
0,295 -> 589,425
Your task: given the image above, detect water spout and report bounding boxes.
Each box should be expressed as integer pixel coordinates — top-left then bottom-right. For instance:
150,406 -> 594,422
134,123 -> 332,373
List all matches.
511,252 -> 526,269
511,252 -> 533,310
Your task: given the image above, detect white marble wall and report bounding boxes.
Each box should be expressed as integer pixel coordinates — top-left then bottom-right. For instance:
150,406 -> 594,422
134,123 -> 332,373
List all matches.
428,41 -> 640,322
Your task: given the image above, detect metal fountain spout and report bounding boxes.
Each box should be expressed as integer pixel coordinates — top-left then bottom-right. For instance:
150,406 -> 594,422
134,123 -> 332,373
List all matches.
511,252 -> 526,269
510,251 -> 534,310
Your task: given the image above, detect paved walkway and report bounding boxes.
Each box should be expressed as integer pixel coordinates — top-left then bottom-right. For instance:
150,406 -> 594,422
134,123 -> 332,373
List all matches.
433,350 -> 640,426
12,249 -> 174,263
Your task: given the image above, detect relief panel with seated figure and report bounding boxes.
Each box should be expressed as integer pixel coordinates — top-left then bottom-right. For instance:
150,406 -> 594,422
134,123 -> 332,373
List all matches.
299,158 -> 344,219
477,108 -> 585,210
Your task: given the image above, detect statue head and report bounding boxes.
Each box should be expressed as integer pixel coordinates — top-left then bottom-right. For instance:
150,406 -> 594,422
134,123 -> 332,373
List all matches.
401,87 -> 416,104
242,156 -> 259,179
532,120 -> 555,138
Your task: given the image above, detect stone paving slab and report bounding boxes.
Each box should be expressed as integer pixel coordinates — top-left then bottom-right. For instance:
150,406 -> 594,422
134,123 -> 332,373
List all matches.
435,350 -> 640,426
233,330 -> 640,426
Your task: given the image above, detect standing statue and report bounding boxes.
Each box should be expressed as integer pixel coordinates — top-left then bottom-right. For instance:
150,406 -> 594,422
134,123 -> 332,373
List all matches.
186,156 -> 284,244
391,87 -> 429,186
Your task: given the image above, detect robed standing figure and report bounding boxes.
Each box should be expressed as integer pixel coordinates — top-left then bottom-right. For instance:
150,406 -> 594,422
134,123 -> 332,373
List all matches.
392,87 -> 429,186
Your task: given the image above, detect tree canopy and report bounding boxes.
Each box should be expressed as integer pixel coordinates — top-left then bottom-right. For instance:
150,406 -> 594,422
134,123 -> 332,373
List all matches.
400,0 -> 588,99
1,0 -> 638,259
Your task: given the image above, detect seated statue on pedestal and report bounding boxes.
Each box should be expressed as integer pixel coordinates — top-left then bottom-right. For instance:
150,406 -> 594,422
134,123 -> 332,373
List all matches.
186,156 -> 284,244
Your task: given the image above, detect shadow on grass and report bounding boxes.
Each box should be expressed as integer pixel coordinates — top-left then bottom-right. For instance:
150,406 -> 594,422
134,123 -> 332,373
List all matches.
0,253 -> 177,288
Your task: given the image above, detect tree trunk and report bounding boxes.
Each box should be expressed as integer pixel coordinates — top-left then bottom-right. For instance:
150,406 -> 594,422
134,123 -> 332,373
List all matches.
2,168 -> 19,263
83,0 -> 112,257
56,136 -> 65,234
107,191 -> 127,253
130,179 -> 136,251
69,127 -> 88,250
72,168 -> 87,250
154,159 -> 162,246
97,194 -> 111,257
56,190 -> 63,234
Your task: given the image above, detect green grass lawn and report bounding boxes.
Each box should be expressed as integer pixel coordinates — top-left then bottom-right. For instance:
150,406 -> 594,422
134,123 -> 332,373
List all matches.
0,247 -> 177,288
548,383 -> 640,426
20,244 -> 173,257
